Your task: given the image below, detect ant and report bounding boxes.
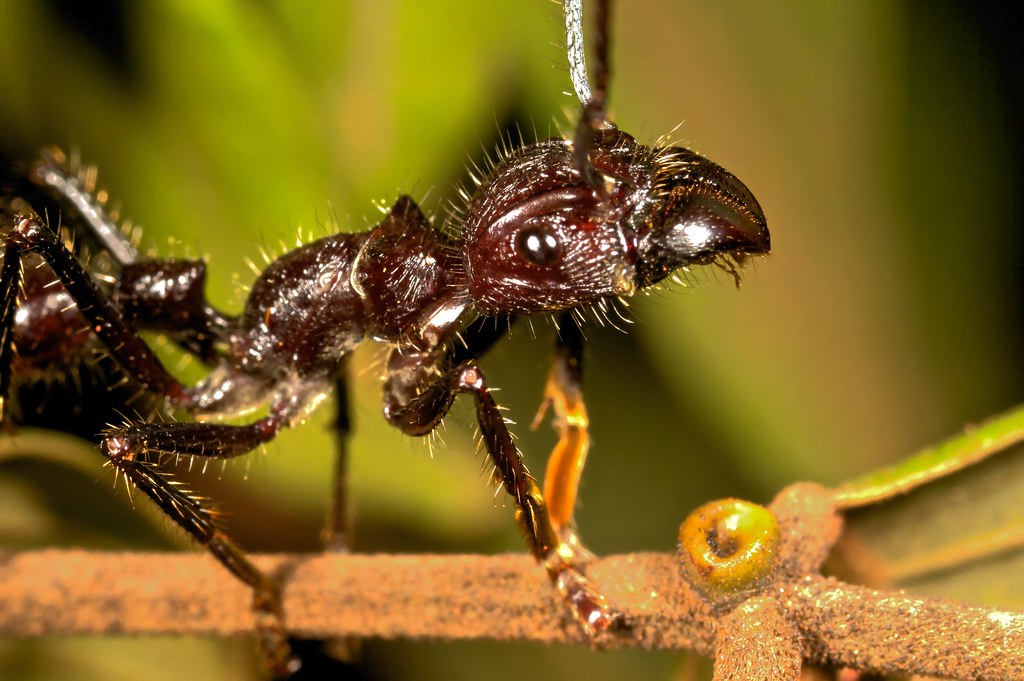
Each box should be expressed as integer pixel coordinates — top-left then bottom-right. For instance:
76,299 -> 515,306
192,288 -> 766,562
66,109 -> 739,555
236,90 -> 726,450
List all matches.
1,0 -> 768,675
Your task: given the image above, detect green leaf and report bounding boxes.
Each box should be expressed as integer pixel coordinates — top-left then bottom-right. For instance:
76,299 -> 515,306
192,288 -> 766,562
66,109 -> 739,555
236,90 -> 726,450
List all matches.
823,405 -> 1024,608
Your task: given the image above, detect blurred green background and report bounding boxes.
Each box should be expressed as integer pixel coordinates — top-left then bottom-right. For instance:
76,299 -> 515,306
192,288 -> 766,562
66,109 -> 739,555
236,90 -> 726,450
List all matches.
0,1 -> 1021,679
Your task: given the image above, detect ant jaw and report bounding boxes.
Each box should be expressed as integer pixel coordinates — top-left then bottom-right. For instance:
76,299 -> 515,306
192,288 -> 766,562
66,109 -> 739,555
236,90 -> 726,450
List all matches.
634,152 -> 769,288
611,262 -> 637,297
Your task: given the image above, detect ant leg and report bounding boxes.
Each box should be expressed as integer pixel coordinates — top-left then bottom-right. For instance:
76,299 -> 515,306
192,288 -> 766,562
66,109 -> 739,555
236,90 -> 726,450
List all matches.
449,315 -> 517,366
29,147 -> 138,266
2,212 -> 185,402
314,364 -> 367,667
102,411 -> 301,677
384,353 -> 620,636
532,312 -> 591,555
323,363 -> 352,552
0,231 -> 25,423
314,323 -> 518,663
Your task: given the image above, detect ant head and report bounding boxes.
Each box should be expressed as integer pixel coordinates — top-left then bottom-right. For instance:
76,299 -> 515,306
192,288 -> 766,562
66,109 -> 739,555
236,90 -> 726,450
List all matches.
633,142 -> 769,289
460,129 -> 768,316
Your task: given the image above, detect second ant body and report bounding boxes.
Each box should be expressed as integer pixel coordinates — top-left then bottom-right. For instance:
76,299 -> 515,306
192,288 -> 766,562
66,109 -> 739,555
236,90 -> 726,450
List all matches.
1,0 -> 768,674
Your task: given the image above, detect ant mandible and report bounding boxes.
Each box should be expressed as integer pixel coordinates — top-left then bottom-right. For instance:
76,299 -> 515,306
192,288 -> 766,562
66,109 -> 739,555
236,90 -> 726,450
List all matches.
0,0 -> 768,673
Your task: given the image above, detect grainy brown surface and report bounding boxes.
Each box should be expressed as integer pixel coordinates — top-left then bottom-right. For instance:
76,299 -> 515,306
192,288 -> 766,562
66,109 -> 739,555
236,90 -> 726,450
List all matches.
714,597 -> 801,681
770,482 -> 843,578
1,549 -> 1022,680
789,576 -> 1024,680
0,550 -> 716,652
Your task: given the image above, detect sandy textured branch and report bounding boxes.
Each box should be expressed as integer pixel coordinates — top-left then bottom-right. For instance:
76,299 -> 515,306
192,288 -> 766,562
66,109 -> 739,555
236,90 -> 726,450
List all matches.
1,549 -> 1022,680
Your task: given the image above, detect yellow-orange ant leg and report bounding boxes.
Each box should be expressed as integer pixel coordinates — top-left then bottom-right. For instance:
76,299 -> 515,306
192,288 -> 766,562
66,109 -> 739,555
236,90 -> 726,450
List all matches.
531,318 -> 623,633
532,318 -> 592,555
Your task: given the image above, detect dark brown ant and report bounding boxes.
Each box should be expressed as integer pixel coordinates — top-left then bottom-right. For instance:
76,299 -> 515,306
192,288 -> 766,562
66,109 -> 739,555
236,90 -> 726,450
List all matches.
0,0 -> 768,674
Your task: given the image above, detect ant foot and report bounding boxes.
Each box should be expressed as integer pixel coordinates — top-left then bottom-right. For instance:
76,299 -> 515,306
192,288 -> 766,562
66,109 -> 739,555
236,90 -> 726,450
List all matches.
253,584 -> 302,679
552,564 -> 625,638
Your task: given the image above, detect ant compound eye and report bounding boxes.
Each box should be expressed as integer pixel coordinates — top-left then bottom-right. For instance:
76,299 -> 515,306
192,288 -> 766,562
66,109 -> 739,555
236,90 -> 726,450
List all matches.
516,226 -> 563,267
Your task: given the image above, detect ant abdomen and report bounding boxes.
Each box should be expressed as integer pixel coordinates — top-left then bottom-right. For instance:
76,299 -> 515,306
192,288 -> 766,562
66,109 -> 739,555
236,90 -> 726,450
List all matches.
0,200 -> 154,433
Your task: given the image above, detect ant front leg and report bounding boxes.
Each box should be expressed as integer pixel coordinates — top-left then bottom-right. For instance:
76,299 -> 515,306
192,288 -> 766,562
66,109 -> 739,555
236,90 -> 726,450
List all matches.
533,312 -> 592,558
383,348 -> 621,636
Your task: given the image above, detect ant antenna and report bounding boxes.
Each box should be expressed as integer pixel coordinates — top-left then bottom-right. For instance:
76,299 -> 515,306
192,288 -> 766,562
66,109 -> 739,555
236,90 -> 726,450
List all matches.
564,0 -> 613,197
565,0 -> 592,106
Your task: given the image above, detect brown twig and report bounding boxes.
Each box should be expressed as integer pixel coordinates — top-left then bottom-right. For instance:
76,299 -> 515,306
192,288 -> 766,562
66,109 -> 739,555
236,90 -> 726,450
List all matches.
1,549 -> 1022,680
